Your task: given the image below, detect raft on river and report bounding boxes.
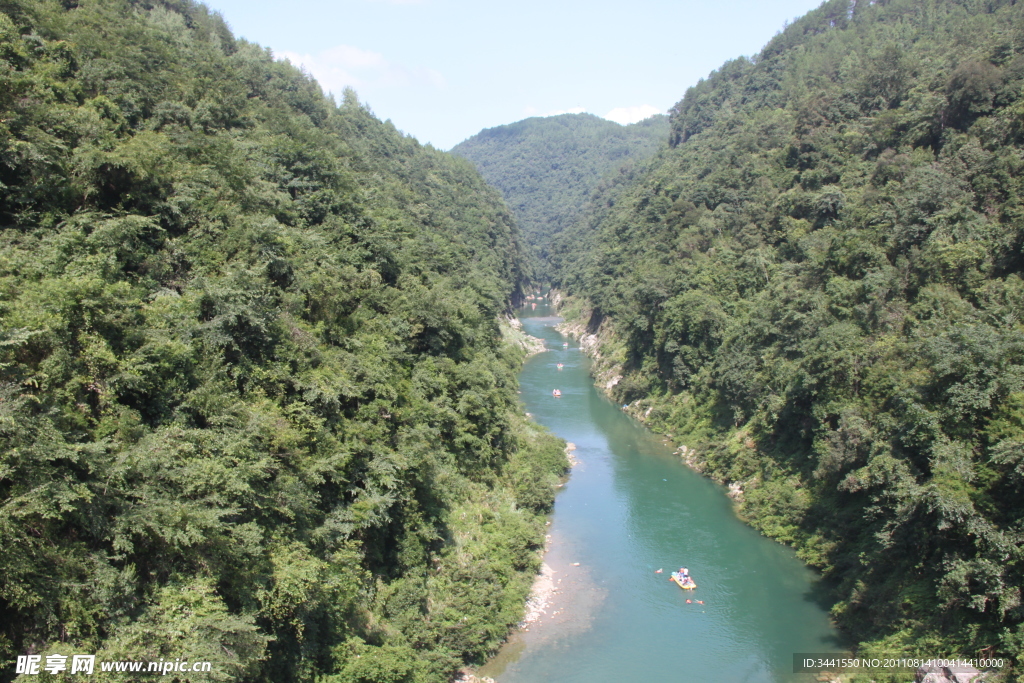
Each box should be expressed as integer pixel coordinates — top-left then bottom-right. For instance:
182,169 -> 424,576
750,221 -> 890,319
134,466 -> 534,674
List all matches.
670,572 -> 696,590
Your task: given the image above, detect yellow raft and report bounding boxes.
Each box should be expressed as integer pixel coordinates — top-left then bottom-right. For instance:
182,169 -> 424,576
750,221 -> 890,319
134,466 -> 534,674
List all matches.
670,574 -> 697,590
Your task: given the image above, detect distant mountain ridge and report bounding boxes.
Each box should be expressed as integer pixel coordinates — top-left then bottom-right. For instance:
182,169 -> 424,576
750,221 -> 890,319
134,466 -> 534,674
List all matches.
451,113 -> 669,263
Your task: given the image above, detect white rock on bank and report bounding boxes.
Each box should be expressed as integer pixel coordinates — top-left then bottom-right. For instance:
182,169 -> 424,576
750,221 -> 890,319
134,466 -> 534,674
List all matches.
518,563 -> 556,627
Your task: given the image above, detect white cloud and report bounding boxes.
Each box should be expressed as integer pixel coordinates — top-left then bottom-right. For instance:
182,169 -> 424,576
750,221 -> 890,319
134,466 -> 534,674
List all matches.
278,45 -> 445,98
603,104 -> 662,125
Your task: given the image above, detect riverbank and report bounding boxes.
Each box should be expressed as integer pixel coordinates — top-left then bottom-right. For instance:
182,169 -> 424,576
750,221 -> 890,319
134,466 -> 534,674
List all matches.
551,292 -> 671,432
551,291 -> 787,520
519,443 -> 579,629
501,313 -> 547,357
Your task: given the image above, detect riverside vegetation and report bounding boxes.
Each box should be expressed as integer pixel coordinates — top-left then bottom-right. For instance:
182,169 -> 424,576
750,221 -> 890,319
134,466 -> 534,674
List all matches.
540,0 -> 1024,677
0,0 -> 569,681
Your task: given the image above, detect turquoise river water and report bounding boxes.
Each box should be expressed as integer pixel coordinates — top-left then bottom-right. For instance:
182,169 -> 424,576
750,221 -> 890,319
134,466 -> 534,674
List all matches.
478,301 -> 843,683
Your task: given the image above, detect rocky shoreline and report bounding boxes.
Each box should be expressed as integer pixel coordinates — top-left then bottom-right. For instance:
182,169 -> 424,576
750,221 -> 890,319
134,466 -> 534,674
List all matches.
461,441 -> 581,682
502,313 -> 547,357
517,562 -> 556,628
520,442 -> 577,628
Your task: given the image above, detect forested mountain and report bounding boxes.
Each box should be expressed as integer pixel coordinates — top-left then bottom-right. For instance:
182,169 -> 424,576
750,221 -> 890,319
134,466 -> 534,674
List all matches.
451,113 -> 669,264
0,1 -> 567,681
552,0 -> 1024,671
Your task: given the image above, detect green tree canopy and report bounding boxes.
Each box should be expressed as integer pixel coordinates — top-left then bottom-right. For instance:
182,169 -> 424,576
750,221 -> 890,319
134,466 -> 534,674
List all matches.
0,1 -> 563,681
452,113 -> 669,266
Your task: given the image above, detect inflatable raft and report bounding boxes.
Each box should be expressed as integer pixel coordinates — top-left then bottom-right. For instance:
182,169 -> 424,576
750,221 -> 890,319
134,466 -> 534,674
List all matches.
670,573 -> 697,590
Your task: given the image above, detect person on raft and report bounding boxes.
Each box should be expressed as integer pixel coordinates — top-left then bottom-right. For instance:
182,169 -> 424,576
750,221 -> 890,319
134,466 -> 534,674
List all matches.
674,567 -> 694,587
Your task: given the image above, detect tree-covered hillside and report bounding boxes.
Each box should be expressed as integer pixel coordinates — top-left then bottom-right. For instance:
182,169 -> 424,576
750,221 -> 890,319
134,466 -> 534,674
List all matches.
0,1 -> 566,681
451,113 -> 668,264
552,0 -> 1024,672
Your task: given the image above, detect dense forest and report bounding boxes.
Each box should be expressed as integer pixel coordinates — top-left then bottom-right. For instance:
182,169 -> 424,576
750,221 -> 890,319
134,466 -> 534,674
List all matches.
547,0 -> 1024,675
451,113 -> 668,265
0,1 -> 568,681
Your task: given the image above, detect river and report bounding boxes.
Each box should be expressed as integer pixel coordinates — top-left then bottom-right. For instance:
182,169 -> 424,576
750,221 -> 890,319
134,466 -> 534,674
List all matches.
479,301 -> 843,682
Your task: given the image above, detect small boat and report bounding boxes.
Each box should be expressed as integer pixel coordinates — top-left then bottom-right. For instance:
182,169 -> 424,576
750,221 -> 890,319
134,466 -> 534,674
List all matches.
557,363 -> 564,369
562,342 -> 568,348
552,389 -> 561,397
670,572 -> 697,590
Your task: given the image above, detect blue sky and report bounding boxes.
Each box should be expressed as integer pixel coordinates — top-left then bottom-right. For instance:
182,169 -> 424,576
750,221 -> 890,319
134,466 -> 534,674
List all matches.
205,0 -> 825,150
